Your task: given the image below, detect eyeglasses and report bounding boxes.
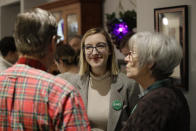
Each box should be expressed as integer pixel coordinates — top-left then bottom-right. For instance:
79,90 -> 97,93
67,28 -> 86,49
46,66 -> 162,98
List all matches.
84,42 -> 107,54
127,51 -> 136,61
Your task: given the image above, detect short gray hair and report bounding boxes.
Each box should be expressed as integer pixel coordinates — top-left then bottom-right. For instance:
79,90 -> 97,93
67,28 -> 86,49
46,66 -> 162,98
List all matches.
14,8 -> 57,58
129,32 -> 183,79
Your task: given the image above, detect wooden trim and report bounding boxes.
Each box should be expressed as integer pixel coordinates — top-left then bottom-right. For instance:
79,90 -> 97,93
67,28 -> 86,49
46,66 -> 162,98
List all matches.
37,0 -> 102,10
37,0 -> 80,10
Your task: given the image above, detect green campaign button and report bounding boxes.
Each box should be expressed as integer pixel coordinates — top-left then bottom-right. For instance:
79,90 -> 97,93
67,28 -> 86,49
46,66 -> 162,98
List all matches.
112,100 -> 123,111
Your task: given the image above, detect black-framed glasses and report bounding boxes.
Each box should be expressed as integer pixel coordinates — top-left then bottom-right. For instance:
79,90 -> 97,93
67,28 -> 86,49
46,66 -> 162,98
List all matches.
84,42 -> 107,54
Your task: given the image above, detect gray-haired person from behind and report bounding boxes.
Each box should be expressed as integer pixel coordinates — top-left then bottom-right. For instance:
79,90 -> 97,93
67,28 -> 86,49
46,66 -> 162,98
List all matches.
0,8 -> 90,130
122,32 -> 190,131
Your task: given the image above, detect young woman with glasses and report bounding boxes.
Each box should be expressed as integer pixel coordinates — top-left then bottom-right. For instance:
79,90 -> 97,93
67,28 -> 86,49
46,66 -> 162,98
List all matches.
67,28 -> 140,131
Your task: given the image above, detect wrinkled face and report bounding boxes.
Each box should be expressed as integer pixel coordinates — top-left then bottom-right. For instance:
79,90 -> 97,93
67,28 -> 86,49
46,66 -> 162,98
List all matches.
124,44 -> 148,81
84,33 -> 110,71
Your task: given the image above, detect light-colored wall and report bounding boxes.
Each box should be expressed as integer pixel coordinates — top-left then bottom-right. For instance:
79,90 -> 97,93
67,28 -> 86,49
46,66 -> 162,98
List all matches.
0,8 -> 1,37
21,0 -> 49,12
0,0 -> 18,6
0,2 -> 19,37
136,0 -> 196,130
0,0 -> 50,38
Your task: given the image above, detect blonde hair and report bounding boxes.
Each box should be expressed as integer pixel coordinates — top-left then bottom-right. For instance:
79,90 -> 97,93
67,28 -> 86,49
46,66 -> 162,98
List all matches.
79,28 -> 119,76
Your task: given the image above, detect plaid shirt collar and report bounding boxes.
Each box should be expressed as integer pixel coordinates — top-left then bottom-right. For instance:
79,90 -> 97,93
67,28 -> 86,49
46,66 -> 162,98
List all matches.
17,57 -> 47,71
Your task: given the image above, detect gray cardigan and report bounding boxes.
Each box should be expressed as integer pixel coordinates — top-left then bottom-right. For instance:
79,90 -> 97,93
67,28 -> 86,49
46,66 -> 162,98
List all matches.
58,72 -> 140,131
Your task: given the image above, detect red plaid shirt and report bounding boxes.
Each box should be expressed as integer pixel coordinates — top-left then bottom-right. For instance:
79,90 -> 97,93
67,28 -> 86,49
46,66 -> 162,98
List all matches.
0,57 -> 91,131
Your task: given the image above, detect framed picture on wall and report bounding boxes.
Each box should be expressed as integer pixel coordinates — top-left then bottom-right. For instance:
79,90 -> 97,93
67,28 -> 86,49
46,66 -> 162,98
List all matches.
154,5 -> 188,90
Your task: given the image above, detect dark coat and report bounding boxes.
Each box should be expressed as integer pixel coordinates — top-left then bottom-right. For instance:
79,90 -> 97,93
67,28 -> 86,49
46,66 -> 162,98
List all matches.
122,78 -> 190,131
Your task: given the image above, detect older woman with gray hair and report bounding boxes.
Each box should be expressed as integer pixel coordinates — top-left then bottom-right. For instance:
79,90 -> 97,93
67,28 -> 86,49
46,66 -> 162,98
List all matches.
122,32 -> 190,131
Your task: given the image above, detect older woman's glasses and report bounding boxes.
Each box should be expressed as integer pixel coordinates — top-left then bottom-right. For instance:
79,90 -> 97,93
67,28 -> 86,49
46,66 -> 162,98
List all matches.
84,42 -> 107,54
127,51 -> 136,61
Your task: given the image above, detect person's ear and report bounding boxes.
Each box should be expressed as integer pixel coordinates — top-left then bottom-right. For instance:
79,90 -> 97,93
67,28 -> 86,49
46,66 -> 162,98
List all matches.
49,35 -> 56,52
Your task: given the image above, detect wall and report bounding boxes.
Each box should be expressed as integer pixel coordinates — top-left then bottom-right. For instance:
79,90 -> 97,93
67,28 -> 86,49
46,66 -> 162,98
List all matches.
0,2 -> 19,38
0,0 -> 18,6
0,0 -> 51,38
0,8 -> 1,37
21,0 -> 49,12
137,0 -> 196,130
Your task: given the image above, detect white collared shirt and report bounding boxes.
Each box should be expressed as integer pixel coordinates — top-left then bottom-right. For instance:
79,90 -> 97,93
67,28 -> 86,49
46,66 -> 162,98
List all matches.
0,55 -> 13,72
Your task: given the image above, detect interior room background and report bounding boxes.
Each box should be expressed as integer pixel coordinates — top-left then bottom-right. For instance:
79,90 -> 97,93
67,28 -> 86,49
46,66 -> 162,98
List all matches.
0,0 -> 195,130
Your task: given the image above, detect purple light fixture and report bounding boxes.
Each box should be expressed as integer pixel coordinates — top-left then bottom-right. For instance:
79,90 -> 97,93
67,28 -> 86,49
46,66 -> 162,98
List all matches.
112,22 -> 129,39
